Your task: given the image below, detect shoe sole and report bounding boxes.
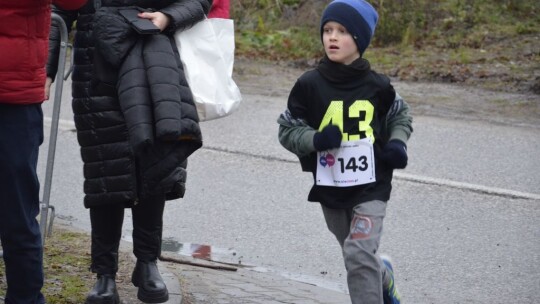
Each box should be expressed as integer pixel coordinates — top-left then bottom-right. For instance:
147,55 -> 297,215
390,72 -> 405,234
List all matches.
136,289 -> 169,303
85,293 -> 120,304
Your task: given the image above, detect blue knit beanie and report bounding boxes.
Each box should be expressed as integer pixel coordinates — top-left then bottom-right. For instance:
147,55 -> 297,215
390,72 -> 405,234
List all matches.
320,0 -> 378,55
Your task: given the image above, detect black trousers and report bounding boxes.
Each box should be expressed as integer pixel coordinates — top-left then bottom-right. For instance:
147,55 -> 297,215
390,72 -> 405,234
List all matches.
89,195 -> 165,275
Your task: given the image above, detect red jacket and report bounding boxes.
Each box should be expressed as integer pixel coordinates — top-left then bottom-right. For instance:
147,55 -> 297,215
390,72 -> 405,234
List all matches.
0,0 -> 86,104
208,0 -> 230,18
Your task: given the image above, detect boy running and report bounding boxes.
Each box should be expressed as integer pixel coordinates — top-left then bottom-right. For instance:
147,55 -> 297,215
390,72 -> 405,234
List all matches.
277,1 -> 413,303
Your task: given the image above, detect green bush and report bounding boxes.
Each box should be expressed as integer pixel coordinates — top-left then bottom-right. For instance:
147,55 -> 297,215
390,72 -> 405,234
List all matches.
232,0 -> 539,59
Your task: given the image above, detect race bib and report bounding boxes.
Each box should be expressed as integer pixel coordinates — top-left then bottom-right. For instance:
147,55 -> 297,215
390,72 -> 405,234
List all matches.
316,138 -> 375,187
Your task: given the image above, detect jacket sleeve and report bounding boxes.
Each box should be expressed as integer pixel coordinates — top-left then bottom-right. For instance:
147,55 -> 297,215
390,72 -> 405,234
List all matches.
46,6 -> 79,82
277,110 -> 317,157
53,0 -> 87,10
160,0 -> 213,33
386,92 -> 413,144
277,78 -> 317,157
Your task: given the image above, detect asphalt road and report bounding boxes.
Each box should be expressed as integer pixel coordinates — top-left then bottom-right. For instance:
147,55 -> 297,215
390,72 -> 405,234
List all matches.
40,78 -> 540,303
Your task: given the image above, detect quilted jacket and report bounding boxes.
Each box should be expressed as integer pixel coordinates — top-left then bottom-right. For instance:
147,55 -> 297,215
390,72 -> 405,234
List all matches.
47,0 -> 211,208
208,0 -> 229,18
0,0 -> 86,103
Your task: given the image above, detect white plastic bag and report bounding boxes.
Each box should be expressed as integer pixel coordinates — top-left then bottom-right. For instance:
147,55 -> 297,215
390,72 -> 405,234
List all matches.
174,18 -> 242,121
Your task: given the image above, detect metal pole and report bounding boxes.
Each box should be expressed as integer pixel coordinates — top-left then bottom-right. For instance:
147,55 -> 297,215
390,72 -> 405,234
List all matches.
39,13 -> 68,245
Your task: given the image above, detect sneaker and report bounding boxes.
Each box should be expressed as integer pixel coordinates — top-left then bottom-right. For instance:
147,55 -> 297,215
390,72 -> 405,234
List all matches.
380,255 -> 401,304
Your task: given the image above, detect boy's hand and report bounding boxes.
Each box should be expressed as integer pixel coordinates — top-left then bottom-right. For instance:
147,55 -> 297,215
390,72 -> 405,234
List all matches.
379,139 -> 408,169
313,125 -> 342,151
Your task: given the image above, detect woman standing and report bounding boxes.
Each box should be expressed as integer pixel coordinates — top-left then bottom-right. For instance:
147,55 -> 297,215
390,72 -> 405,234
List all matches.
46,0 -> 211,303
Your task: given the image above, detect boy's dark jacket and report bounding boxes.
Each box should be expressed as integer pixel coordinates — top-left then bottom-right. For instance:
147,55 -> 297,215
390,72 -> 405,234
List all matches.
278,57 -> 413,209
46,0 -> 212,208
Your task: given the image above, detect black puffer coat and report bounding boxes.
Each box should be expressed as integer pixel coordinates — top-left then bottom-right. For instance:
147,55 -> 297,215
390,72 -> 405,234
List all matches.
47,0 -> 212,208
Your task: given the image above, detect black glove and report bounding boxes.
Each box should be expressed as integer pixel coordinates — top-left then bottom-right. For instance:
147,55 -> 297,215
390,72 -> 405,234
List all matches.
313,125 -> 342,151
379,139 -> 408,169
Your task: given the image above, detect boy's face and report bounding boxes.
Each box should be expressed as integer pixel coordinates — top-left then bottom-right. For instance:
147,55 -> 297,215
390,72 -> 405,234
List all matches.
322,21 -> 360,65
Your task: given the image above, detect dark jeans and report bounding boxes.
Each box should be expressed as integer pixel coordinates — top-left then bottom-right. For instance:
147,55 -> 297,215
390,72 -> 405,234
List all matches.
0,103 -> 45,304
90,195 -> 166,275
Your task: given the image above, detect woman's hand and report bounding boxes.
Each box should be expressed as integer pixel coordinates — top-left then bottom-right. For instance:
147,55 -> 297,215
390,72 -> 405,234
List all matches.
138,11 -> 170,32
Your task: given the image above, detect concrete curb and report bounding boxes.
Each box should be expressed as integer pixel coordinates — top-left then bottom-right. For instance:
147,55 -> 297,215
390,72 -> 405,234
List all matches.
162,255 -> 351,304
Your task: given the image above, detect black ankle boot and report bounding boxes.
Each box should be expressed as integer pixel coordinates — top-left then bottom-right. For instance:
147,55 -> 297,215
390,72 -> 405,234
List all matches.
85,274 -> 120,304
131,260 -> 169,303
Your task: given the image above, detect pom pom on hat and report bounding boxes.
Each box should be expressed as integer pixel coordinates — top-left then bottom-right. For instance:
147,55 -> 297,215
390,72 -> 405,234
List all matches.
320,0 -> 379,55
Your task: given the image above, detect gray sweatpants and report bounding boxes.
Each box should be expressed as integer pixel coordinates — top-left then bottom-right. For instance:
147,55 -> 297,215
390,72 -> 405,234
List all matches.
322,200 -> 391,304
